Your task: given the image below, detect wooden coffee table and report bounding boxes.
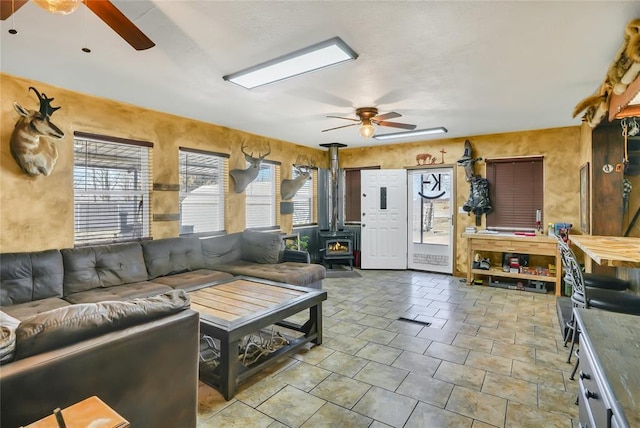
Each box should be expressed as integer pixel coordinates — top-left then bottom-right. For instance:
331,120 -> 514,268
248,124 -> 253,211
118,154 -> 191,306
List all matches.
188,276 -> 327,400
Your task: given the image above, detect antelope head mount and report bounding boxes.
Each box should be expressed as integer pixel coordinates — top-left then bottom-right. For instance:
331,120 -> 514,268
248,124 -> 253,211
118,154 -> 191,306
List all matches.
10,87 -> 64,176
281,155 -> 315,200
229,142 -> 271,193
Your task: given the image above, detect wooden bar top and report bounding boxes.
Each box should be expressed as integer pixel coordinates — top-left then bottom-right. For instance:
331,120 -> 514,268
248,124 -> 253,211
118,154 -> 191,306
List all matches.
569,235 -> 640,268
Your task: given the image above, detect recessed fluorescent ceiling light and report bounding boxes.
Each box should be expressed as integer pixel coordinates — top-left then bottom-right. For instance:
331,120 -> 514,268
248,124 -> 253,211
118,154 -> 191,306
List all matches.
223,37 -> 358,89
373,127 -> 448,141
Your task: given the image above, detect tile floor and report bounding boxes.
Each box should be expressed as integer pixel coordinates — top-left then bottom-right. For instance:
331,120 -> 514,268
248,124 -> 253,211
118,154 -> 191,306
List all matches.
197,270 -> 578,427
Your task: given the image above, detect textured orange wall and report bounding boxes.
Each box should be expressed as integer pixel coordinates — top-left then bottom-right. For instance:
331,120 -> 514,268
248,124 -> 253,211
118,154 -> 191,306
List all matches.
339,126 -> 583,275
0,73 -> 323,252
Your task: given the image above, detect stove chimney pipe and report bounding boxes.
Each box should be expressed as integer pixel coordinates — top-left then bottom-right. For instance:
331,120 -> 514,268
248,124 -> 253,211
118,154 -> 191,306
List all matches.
320,143 -> 347,232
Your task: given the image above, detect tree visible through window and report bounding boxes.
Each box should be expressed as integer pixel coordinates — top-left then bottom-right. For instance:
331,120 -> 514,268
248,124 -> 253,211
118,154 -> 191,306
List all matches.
73,133 -> 152,245
486,157 -> 544,229
179,148 -> 227,234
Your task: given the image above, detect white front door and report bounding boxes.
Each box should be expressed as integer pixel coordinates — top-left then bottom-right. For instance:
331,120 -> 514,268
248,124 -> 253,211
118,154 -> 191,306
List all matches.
360,169 -> 407,269
407,167 -> 454,273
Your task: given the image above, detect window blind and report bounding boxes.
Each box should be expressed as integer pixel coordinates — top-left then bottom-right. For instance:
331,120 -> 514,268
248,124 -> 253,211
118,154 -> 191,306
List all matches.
292,168 -> 314,225
179,149 -> 227,234
246,163 -> 276,228
486,157 -> 543,229
73,135 -> 152,245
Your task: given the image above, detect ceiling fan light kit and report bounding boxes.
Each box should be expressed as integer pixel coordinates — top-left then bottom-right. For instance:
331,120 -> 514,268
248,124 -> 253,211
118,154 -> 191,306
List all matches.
323,106 -> 420,139
223,37 -> 358,90
373,127 -> 448,141
34,0 -> 81,15
359,122 -> 375,138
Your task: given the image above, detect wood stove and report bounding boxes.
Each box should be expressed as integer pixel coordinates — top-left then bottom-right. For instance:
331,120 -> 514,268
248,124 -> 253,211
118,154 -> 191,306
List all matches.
319,230 -> 354,270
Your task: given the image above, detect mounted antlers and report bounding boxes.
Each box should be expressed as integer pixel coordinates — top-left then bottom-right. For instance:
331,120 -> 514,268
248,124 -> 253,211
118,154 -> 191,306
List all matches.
281,155 -> 315,200
229,141 -> 271,193
10,87 -> 64,176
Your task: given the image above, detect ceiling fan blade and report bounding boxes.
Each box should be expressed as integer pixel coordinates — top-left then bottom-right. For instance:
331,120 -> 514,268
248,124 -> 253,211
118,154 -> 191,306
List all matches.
321,123 -> 359,132
1,0 -> 28,20
375,121 -> 417,130
373,111 -> 401,121
326,115 -> 360,122
84,0 -> 155,50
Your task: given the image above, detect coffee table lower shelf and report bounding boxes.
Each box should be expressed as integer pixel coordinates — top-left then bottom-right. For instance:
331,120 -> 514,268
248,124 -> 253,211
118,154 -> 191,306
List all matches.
199,324 -> 319,393
189,277 -> 327,400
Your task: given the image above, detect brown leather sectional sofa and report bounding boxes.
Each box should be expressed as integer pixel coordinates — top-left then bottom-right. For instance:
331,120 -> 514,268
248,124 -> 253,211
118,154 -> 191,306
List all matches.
0,230 -> 325,427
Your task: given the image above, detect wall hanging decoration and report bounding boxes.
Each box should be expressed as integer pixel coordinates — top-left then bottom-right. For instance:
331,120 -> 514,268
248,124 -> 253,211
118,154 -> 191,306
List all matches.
415,149 -> 446,165
573,18 -> 640,127
457,140 -> 491,225
10,86 -> 64,176
280,155 -> 315,200
229,142 -> 271,193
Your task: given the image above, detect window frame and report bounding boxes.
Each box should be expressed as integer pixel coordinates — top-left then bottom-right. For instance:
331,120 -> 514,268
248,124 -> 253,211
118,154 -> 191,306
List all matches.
72,131 -> 152,246
485,156 -> 544,231
245,161 -> 279,229
178,147 -> 228,236
291,167 -> 316,226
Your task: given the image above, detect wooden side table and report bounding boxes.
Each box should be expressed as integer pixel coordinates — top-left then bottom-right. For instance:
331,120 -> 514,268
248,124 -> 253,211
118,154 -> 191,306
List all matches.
23,396 -> 129,428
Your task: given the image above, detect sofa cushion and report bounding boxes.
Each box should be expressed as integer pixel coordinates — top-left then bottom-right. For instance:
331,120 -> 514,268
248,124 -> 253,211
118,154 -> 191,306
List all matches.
61,243 -> 148,295
242,230 -> 284,264
0,298 -> 71,321
150,269 -> 233,292
0,250 -> 64,306
201,233 -> 243,266
0,310 -> 20,364
212,261 -> 325,287
142,237 -> 206,279
63,281 -> 172,304
14,290 -> 190,360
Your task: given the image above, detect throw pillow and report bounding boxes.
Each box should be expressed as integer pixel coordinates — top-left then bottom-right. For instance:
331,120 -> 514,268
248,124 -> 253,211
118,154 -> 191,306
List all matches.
14,290 -> 190,360
0,310 -> 21,364
242,230 -> 284,264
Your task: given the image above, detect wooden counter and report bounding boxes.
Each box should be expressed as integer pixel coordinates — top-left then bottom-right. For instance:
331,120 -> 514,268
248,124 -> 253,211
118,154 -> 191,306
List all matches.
463,232 -> 561,296
569,235 -> 640,269
575,309 -> 640,428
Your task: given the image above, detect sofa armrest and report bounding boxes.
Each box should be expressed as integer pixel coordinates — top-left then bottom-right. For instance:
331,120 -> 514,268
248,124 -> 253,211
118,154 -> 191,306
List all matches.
283,249 -> 310,264
1,309 -> 199,428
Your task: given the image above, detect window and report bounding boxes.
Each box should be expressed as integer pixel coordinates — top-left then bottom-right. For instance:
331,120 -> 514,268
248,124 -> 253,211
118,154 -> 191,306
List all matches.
486,157 -> 543,229
343,166 -> 380,223
246,163 -> 278,228
292,168 -> 315,225
73,132 -> 152,245
179,148 -> 228,235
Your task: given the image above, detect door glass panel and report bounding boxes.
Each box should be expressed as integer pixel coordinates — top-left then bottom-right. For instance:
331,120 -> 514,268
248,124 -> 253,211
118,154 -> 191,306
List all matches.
411,171 -> 451,246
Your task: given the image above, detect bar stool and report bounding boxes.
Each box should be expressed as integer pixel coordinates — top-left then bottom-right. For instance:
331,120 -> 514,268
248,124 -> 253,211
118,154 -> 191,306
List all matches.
558,239 -> 640,380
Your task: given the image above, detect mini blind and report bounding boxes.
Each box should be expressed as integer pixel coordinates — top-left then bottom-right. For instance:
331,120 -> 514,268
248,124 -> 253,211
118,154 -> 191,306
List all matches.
179,148 -> 228,234
246,163 -> 277,228
292,168 -> 315,225
486,157 -> 543,229
73,134 -> 152,245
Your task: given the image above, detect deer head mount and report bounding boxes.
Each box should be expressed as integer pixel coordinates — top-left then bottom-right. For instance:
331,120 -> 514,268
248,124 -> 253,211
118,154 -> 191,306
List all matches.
281,155 -> 315,200
229,142 -> 271,193
10,87 -> 64,176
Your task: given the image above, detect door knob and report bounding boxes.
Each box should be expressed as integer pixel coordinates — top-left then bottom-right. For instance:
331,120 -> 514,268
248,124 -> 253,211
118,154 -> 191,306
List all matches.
362,224 -> 366,227
362,213 -> 366,216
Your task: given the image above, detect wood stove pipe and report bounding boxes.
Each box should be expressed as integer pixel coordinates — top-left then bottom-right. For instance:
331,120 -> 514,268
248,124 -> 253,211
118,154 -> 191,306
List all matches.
320,143 -> 347,232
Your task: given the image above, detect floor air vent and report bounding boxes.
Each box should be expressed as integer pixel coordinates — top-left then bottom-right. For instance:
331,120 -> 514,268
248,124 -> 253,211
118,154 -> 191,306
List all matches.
397,317 -> 431,327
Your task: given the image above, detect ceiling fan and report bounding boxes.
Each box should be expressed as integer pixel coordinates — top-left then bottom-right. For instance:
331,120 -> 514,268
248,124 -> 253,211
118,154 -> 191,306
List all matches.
1,0 -> 155,50
322,107 -> 416,138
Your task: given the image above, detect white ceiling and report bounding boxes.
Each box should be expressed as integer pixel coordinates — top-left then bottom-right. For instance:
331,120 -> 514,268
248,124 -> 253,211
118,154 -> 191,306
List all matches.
1,1 -> 638,149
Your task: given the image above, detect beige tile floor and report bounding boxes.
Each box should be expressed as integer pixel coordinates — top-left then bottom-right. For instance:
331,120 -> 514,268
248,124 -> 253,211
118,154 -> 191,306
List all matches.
197,270 -> 578,428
